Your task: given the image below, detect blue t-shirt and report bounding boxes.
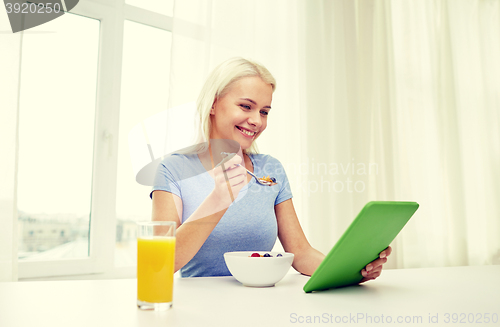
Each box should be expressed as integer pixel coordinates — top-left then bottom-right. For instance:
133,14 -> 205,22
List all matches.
151,153 -> 293,277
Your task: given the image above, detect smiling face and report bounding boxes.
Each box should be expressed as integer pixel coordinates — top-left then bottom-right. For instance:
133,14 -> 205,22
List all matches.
210,76 -> 273,151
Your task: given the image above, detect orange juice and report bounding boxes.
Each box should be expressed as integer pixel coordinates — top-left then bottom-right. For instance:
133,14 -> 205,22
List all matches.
137,237 -> 176,303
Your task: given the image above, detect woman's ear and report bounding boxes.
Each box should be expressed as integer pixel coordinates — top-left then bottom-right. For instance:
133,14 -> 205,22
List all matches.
210,99 -> 217,115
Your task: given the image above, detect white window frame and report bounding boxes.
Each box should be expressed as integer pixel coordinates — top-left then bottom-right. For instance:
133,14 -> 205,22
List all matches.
18,0 -> 173,279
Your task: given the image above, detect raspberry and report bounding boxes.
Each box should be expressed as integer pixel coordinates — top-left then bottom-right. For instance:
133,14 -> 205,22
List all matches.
250,253 -> 261,257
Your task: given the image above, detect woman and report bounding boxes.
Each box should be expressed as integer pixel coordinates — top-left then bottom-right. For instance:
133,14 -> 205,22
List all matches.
151,57 -> 390,281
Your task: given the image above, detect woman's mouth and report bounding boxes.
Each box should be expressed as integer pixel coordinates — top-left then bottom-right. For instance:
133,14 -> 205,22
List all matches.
236,126 -> 257,139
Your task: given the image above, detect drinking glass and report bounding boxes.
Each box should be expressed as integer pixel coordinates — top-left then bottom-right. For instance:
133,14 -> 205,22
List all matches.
136,221 -> 176,310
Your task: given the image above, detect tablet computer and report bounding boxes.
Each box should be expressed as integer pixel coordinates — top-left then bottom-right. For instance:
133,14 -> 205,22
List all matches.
303,201 -> 419,293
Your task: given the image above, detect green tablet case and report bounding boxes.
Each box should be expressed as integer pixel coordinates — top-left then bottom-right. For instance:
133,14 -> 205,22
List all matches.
303,201 -> 419,293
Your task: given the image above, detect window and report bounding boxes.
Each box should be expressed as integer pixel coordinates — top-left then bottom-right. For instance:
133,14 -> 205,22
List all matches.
17,0 -> 174,279
115,20 -> 172,267
17,13 -> 98,262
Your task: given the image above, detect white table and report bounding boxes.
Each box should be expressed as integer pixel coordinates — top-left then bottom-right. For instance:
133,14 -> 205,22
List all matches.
0,265 -> 499,327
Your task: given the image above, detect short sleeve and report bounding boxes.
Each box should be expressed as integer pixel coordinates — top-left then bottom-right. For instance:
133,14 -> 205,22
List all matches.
274,159 -> 293,206
150,155 -> 183,199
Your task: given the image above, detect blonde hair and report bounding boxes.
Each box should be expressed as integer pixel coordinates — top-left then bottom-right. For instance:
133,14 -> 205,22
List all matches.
194,57 -> 276,154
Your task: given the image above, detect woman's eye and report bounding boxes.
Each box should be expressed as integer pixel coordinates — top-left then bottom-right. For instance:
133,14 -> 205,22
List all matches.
240,104 -> 251,110
260,110 -> 269,116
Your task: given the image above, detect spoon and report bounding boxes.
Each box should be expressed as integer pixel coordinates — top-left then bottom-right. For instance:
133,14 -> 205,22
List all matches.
219,152 -> 277,186
236,164 -> 277,186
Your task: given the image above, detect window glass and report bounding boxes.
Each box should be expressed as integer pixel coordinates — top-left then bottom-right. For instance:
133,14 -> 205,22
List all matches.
115,20 -> 172,267
126,0 -> 174,16
17,13 -> 99,261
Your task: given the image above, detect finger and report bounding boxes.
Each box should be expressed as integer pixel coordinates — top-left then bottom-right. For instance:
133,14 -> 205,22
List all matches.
361,266 -> 381,276
361,266 -> 382,280
361,267 -> 378,277
229,175 -> 245,187
224,166 -> 246,180
219,157 -> 243,181
223,166 -> 246,190
365,266 -> 383,279
224,164 -> 244,173
359,276 -> 376,284
215,169 -> 245,189
365,257 -> 387,272
380,246 -> 392,258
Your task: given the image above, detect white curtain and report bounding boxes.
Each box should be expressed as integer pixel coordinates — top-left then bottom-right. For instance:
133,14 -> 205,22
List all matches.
168,0 -> 500,269
302,0 -> 500,269
362,0 -> 500,268
0,12 -> 21,281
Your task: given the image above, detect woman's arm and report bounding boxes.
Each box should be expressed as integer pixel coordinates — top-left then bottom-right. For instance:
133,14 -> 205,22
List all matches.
152,154 -> 246,273
275,199 -> 325,276
275,199 -> 391,280
152,191 -> 229,272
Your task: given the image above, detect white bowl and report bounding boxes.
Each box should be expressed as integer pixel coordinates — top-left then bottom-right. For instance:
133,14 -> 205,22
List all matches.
223,251 -> 294,287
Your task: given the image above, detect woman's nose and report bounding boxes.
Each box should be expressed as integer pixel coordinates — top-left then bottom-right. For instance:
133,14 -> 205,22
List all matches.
247,110 -> 262,127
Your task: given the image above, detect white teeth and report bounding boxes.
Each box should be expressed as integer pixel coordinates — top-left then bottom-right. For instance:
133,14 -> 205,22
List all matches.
238,127 -> 256,136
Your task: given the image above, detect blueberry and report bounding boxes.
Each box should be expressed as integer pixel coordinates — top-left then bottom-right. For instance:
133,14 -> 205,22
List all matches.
277,254 -> 283,257
263,253 -> 271,257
